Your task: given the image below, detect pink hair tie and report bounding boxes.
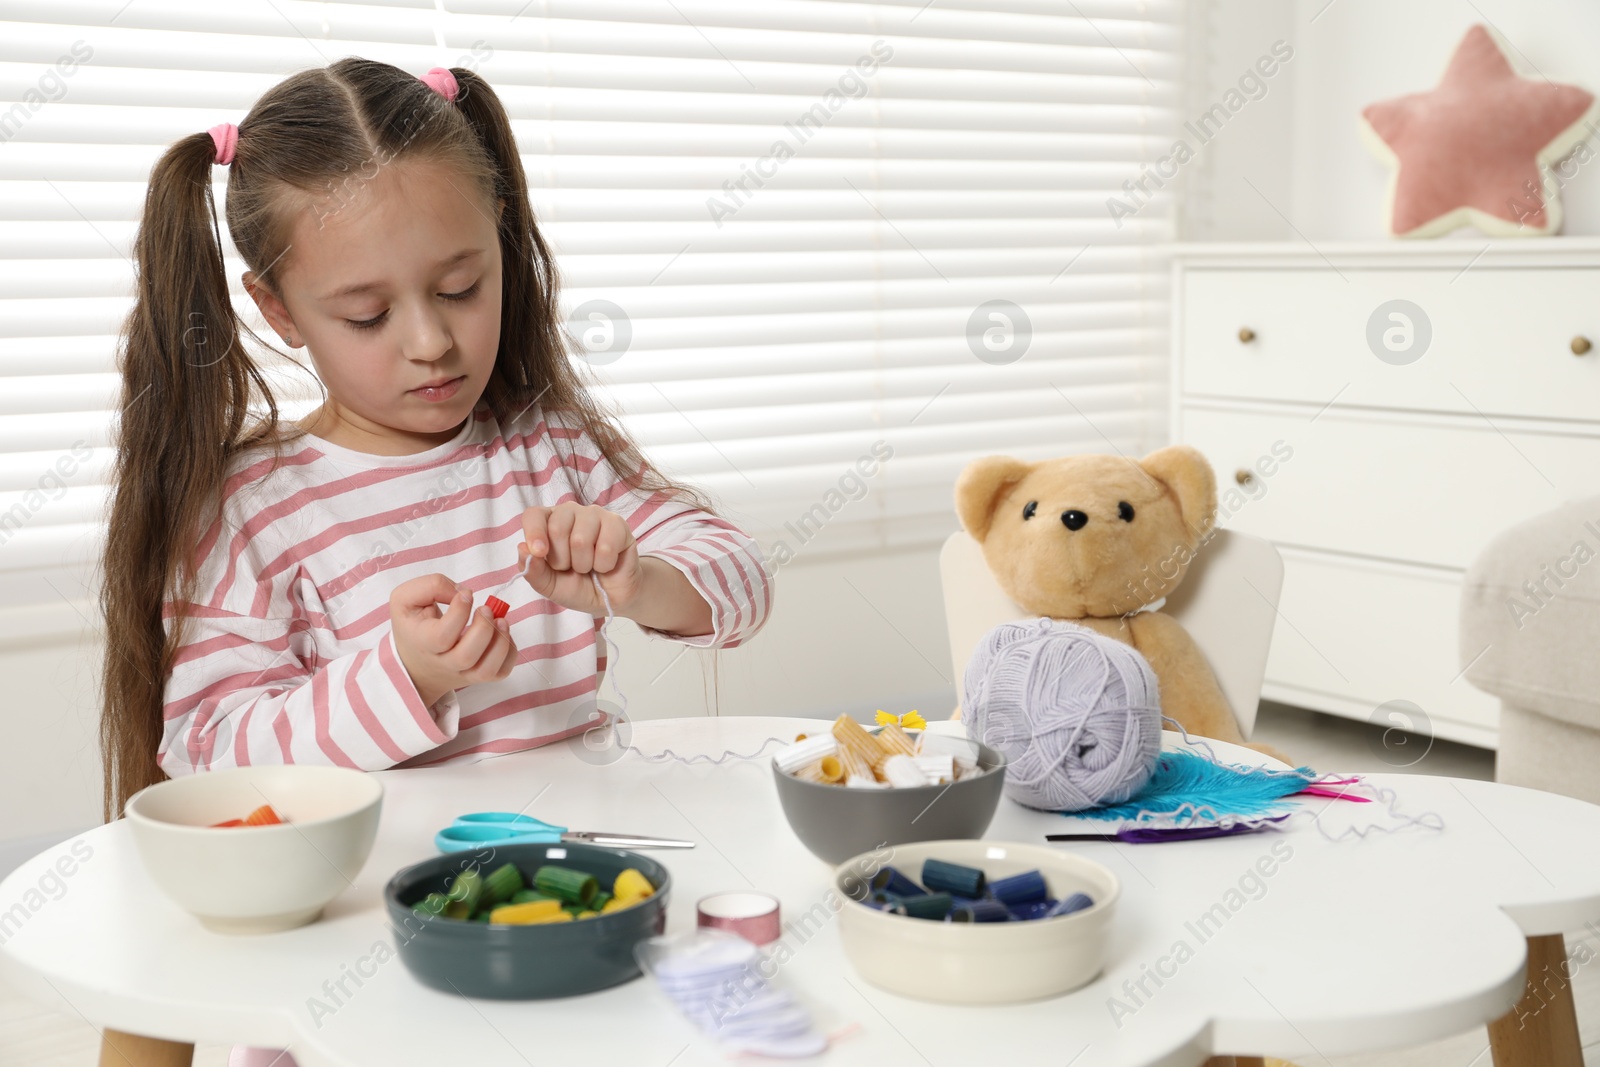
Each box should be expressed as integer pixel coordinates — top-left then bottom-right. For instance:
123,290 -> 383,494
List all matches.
208,122 -> 238,165
419,66 -> 458,103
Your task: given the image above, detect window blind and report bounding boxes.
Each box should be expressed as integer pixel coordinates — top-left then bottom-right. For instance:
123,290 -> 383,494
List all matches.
0,0 -> 1181,644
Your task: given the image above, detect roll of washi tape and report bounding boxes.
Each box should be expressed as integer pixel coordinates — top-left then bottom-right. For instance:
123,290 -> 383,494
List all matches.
697,891 -> 782,945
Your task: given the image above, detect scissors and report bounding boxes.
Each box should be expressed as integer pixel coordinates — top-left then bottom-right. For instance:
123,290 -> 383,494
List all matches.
1046,814 -> 1292,844
435,812 -> 696,853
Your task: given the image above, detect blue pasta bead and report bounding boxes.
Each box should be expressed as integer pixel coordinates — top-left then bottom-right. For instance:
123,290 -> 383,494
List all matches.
921,858 -> 986,898
868,889 -> 904,910
896,892 -> 954,920
871,866 -> 924,898
1045,892 -> 1094,918
950,898 -> 1011,923
1007,899 -> 1058,922
990,870 -> 1048,906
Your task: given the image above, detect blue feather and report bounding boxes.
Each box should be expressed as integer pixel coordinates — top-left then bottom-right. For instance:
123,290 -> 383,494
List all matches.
1067,749 -> 1318,823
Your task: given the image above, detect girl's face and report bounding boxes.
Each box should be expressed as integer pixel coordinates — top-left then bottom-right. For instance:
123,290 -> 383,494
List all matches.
243,158 -> 504,455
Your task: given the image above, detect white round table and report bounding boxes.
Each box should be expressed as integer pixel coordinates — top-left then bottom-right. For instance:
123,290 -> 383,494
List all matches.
3,716 -> 1597,1067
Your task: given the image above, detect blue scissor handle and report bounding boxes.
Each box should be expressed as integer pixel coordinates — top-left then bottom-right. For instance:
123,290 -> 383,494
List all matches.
433,812 -> 569,853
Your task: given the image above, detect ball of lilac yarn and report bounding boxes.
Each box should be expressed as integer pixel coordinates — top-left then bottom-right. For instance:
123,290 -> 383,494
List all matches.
963,617 -> 1162,812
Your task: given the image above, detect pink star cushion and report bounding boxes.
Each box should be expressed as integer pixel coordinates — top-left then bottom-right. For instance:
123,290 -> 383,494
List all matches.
1359,23 -> 1597,238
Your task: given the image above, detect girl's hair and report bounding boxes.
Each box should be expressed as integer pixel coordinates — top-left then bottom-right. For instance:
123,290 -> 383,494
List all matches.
100,56 -> 722,821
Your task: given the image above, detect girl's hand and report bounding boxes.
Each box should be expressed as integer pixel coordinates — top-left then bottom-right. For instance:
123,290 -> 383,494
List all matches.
390,574 -> 518,709
519,502 -> 643,618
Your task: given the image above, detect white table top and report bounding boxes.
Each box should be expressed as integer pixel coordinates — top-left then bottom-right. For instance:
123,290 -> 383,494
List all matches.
4,716 -> 1600,1067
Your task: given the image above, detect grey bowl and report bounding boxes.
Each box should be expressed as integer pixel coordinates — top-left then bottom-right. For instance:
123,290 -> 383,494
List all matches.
384,842 -> 669,999
772,734 -> 1008,864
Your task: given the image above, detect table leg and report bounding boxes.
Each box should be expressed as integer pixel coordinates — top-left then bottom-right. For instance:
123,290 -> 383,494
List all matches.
99,1030 -> 194,1067
1488,933 -> 1584,1067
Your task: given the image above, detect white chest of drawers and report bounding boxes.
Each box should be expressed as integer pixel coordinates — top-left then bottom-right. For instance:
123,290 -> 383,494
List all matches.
1169,240 -> 1600,748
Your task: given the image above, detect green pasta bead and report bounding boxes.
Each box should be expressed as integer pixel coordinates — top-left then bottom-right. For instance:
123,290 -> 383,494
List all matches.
483,863 -> 525,905
561,903 -> 586,917
413,892 -> 450,917
589,890 -> 613,912
444,899 -> 472,920
509,888 -> 555,906
444,867 -> 485,915
533,864 -> 597,906
473,911 -> 491,922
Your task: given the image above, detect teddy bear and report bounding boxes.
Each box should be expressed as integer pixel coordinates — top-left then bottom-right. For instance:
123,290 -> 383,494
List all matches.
952,443 -> 1289,767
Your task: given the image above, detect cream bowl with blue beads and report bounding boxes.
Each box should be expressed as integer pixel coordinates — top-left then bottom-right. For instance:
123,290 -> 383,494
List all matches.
834,839 -> 1119,1003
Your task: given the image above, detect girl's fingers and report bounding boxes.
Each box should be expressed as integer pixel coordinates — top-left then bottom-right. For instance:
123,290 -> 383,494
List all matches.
437,587 -> 473,648
450,606 -> 498,668
468,618 -> 514,680
522,507 -> 549,562
494,628 -> 518,679
568,510 -> 601,574
594,513 -> 631,573
545,507 -> 575,571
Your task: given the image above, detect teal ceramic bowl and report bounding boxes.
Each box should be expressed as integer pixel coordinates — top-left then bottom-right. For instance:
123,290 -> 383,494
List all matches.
384,842 -> 670,999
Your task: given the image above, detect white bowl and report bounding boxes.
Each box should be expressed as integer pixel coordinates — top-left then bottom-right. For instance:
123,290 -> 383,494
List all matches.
125,766 -> 382,934
835,839 -> 1119,1003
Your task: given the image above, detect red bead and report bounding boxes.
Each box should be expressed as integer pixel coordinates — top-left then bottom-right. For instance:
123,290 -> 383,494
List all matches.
486,595 -> 509,619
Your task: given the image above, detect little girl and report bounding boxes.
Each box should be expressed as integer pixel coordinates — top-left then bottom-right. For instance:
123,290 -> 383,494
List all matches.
98,58 -> 773,1067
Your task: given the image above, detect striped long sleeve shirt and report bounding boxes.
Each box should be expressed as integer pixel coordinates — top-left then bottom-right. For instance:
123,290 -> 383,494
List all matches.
158,400 -> 773,775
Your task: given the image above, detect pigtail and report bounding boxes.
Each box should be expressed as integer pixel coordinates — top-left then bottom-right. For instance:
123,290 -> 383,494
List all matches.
99,131 -> 280,820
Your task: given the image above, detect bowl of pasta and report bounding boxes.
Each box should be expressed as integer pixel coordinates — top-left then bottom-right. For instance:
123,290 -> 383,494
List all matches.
125,765 -> 382,935
771,716 -> 1006,864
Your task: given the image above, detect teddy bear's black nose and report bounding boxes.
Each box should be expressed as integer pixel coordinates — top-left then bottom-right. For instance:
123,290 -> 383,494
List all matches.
1061,510 -> 1088,531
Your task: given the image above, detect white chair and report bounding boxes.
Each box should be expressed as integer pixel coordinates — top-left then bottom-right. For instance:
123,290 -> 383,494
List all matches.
938,527 -> 1284,739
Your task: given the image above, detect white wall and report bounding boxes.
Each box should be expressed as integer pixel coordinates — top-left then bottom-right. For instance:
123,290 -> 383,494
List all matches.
1188,0 -> 1600,241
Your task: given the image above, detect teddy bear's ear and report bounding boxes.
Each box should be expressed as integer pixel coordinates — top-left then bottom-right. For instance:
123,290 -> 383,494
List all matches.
1138,445 -> 1218,540
954,455 -> 1033,542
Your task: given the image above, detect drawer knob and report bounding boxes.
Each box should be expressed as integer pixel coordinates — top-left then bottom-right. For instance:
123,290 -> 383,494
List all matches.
1235,468 -> 1254,486
1573,336 -> 1592,355
1238,327 -> 1256,344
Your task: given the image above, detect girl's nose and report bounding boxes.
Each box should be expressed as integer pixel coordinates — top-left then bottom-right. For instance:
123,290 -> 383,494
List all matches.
400,301 -> 453,362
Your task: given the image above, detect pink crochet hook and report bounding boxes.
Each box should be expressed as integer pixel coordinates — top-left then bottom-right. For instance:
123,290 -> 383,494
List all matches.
1293,777 -> 1371,803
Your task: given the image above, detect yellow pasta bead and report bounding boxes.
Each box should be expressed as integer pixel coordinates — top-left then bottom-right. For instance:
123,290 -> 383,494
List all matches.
601,897 -> 631,914
613,868 -> 654,903
488,898 -> 564,924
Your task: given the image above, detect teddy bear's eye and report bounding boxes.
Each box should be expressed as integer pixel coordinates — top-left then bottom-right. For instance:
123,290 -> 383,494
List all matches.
1117,501 -> 1135,522
1022,500 -> 1037,520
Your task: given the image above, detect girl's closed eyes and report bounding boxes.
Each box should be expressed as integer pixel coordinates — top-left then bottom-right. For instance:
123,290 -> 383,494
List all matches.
344,279 -> 484,332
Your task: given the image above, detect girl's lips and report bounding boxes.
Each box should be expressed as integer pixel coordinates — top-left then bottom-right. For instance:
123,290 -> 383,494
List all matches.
411,375 -> 464,402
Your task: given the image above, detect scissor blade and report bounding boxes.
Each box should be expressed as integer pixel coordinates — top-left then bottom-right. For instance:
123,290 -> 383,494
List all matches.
563,831 -> 696,849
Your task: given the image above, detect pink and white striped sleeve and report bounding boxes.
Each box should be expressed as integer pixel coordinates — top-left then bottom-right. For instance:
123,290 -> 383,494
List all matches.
158,529 -> 461,776
632,508 -> 774,649
158,613 -> 461,775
